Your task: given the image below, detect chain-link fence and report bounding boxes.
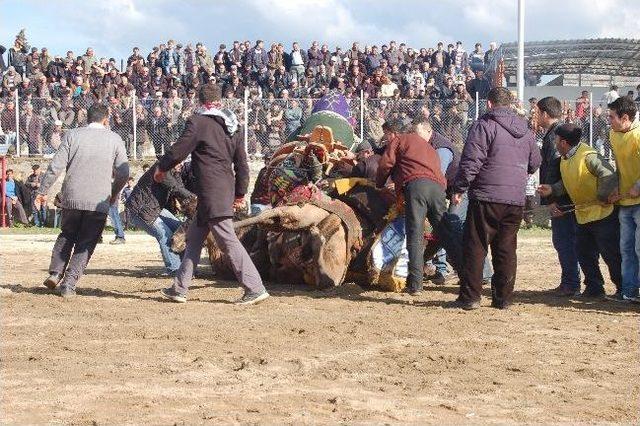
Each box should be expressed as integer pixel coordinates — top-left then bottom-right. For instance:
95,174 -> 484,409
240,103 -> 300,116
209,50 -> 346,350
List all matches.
2,90 -> 638,162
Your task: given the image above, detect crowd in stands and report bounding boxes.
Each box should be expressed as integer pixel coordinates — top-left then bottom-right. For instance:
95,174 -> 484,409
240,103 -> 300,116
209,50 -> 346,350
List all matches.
0,30 -> 499,156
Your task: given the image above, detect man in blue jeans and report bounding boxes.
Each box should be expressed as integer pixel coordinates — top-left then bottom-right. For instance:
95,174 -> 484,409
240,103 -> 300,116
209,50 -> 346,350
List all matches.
108,200 -> 126,244
125,162 -> 194,276
608,97 -> 640,302
535,97 -> 582,296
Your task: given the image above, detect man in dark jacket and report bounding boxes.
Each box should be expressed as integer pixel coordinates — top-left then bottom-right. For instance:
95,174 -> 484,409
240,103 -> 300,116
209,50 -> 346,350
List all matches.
126,162 -> 194,276
155,83 -> 269,305
376,122 -> 463,295
536,96 -> 581,297
452,87 -> 541,309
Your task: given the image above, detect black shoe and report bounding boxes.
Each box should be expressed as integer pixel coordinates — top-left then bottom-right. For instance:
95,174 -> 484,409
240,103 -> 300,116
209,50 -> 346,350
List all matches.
43,273 -> 62,290
606,292 -> 639,303
235,290 -> 270,305
405,285 -> 423,296
451,298 -> 481,310
491,300 -> 512,310
58,286 -> 76,298
427,271 -> 447,285
577,288 -> 606,300
161,287 -> 187,303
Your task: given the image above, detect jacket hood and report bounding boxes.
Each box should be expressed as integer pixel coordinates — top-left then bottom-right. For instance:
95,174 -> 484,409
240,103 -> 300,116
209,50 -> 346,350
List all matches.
485,106 -> 529,138
196,106 -> 239,135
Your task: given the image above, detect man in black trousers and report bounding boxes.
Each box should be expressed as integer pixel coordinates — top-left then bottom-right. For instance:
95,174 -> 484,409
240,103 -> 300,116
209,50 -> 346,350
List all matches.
36,104 -> 129,298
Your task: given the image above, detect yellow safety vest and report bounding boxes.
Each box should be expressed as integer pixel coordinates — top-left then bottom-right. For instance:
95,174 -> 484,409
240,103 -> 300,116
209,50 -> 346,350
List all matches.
610,120 -> 640,206
560,143 -> 613,224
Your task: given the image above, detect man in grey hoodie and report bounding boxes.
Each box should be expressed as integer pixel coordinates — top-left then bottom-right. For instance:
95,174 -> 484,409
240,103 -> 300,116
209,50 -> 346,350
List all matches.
37,104 -> 129,298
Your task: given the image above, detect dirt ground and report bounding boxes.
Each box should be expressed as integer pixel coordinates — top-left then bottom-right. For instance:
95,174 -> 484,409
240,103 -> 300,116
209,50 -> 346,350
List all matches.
0,230 -> 638,425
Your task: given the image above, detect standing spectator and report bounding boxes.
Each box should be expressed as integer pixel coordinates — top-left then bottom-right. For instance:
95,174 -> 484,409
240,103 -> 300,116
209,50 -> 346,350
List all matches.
81,47 -> 96,77
2,66 -> 22,96
452,87 -> 541,309
538,124 -> 621,300
147,106 -> 171,157
3,169 -> 29,227
155,83 -> 269,305
607,97 -> 640,302
467,68 -> 491,101
469,43 -> 485,72
575,90 -> 590,121
536,96 -> 582,297
0,44 -> 6,72
284,99 -> 302,138
601,85 -> 619,106
27,164 -> 47,227
8,30 -> 29,76
0,99 -> 17,149
523,174 -> 537,228
484,42 -> 498,66
20,103 -> 43,155
287,42 -> 307,83
35,104 -> 129,298
451,41 -> 468,73
121,177 -> 135,229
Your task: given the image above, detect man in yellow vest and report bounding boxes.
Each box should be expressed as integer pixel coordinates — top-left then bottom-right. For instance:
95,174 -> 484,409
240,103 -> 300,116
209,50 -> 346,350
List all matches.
538,123 -> 621,299
607,97 -> 640,302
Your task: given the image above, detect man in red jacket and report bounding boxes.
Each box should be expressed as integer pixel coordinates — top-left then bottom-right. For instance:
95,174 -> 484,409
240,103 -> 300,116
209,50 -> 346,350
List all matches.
376,121 -> 462,295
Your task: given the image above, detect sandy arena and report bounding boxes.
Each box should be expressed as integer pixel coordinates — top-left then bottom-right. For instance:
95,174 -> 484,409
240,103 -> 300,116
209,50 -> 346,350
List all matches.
0,230 -> 638,424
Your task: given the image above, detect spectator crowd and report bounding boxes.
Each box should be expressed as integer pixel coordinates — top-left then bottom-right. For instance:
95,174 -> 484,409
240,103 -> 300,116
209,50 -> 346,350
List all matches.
0,30 -> 500,157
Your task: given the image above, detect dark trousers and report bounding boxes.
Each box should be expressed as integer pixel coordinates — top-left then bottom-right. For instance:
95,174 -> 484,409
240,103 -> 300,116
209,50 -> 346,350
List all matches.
404,178 -> 457,291
551,213 -> 581,291
49,209 -> 107,289
576,211 -> 622,293
459,199 -> 522,306
523,195 -> 535,226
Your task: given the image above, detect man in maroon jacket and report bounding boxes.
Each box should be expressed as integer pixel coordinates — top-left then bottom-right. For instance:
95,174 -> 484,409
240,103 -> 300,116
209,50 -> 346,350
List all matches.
452,87 -> 541,310
376,121 -> 463,295
154,83 -> 269,305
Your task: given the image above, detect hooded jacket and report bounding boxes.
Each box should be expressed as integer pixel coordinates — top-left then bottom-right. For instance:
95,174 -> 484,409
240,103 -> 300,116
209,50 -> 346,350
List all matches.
158,108 -> 249,223
453,106 -> 541,206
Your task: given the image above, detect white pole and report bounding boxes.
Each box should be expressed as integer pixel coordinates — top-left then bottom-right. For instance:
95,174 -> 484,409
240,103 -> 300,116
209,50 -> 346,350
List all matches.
132,92 -> 137,159
475,91 -> 479,120
517,0 -> 525,104
243,88 -> 249,156
14,90 -> 20,157
359,89 -> 364,141
589,91 -> 593,147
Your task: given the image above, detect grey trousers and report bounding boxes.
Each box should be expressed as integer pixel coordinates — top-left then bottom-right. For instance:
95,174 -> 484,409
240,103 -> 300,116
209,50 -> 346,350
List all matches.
172,217 -> 265,296
49,209 -> 107,289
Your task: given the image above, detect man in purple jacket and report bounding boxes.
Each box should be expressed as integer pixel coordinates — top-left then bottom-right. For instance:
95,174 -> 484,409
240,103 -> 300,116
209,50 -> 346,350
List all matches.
451,87 -> 541,310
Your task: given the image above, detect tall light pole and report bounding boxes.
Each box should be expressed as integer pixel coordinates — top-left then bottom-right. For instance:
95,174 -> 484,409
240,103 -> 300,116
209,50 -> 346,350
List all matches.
517,0 -> 525,102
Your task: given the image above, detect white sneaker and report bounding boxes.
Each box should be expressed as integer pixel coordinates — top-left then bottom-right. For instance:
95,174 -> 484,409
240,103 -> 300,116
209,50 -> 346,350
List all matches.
235,290 -> 270,305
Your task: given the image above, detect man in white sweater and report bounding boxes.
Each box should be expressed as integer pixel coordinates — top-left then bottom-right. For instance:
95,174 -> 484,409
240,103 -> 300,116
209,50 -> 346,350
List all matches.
36,104 -> 129,298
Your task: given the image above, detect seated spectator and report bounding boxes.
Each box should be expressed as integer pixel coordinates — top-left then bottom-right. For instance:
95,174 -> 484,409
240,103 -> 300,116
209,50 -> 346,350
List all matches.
3,169 -> 29,227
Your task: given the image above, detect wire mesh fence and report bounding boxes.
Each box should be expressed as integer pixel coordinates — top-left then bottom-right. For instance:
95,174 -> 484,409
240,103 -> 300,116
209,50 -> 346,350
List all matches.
2,91 -> 637,163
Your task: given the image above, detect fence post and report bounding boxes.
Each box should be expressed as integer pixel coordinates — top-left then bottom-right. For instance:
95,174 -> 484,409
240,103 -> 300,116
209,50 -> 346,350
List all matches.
475,91 -> 479,120
14,90 -> 20,157
132,92 -> 137,159
359,90 -> 364,142
589,91 -> 593,147
243,88 -> 249,156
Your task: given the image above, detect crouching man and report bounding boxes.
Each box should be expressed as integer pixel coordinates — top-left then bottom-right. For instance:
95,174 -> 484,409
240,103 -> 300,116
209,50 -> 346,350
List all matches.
538,123 -> 622,299
125,162 -> 194,276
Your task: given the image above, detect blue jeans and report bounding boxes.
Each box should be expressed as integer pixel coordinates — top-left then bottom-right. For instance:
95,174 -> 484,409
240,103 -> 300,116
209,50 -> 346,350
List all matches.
32,202 -> 48,227
130,209 -> 182,273
619,205 -> 640,298
551,213 -> 580,291
438,193 -> 493,280
108,203 -> 125,239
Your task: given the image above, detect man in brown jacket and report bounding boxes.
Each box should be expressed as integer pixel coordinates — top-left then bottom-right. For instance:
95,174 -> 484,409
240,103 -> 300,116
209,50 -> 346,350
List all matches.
376,121 -> 463,295
155,83 -> 268,305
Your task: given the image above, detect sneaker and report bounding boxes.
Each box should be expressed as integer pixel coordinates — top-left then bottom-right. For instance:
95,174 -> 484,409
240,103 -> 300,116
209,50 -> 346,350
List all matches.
607,293 -> 639,303
427,271 -> 446,285
161,287 -> 187,303
109,237 -> 126,245
58,286 -> 76,298
405,284 -> 423,296
235,290 -> 270,305
491,300 -> 513,310
43,273 -> 62,290
451,298 -> 481,310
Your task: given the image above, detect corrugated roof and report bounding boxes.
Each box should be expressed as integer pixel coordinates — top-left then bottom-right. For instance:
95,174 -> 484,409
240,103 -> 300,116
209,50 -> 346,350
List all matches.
491,38 -> 640,77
